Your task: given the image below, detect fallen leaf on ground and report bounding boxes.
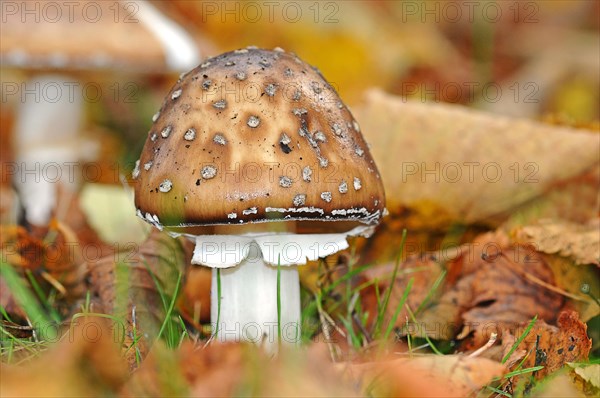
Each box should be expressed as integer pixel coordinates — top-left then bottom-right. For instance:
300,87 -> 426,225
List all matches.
87,230 -> 192,368
361,231 -> 566,344
124,341 -> 358,397
500,311 -> 592,380
529,372 -> 586,398
455,244 -> 565,347
177,265 -> 212,327
79,183 -> 150,245
535,254 -> 599,322
0,317 -> 127,397
119,340 -> 189,397
342,354 -> 506,397
353,89 -> 600,228
0,225 -> 46,270
569,363 -> 600,396
0,222 -> 88,322
507,220 -> 599,321
513,219 -> 600,265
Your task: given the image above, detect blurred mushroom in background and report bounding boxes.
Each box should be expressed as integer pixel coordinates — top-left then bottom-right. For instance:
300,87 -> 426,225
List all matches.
1,0 -> 213,227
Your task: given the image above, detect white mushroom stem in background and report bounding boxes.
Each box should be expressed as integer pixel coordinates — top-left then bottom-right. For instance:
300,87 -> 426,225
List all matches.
13,75 -> 97,225
189,225 -> 373,352
132,0 -> 200,71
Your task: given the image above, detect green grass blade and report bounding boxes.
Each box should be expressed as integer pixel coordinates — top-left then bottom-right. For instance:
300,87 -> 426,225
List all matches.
503,365 -> 545,379
374,229 -> 407,338
157,272 -> 183,346
214,268 -> 221,339
24,270 -> 61,323
484,385 -> 511,397
502,315 -> 537,364
324,263 -> 378,296
301,263 -> 376,321
0,261 -> 54,339
415,269 -> 446,315
406,305 -> 442,355
383,277 -> 414,342
0,304 -> 13,322
177,316 -> 188,347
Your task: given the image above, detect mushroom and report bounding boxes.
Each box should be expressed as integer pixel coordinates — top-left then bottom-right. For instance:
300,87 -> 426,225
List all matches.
1,0 -> 207,226
134,47 -> 386,350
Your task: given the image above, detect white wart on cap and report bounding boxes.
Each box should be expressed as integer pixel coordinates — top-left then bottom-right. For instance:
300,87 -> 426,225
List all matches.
134,47 -> 385,229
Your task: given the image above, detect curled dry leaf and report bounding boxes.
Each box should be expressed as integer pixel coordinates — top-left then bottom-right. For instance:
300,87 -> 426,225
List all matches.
87,230 -> 193,369
0,222 -> 88,323
501,311 -> 592,380
513,218 -> 600,265
0,225 -> 46,270
354,89 -> 600,228
342,354 -> 506,397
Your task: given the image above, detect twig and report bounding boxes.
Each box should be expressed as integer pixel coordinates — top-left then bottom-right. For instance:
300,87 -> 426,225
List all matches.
39,271 -> 67,296
468,332 -> 498,358
500,253 -> 588,302
315,294 -> 340,362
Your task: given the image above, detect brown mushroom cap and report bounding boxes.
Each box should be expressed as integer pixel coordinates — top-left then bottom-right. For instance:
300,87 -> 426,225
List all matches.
134,47 -> 385,231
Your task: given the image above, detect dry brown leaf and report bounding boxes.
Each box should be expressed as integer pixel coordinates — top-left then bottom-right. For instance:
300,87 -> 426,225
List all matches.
456,245 -> 565,347
53,186 -> 114,260
354,89 -> 600,228
513,219 -> 600,265
41,220 -> 88,301
500,311 -> 592,381
87,230 -> 192,368
508,220 -> 599,321
187,342 -> 358,397
183,342 -> 247,397
0,317 -> 127,397
360,230 -> 566,344
177,266 -> 211,327
119,340 -> 189,397
0,222 -> 88,322
1,225 -> 45,269
123,341 -> 358,397
343,354 -> 506,397
536,254 -> 599,322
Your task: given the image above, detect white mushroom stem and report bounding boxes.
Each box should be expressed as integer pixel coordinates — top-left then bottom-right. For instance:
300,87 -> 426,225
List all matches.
13,75 -> 97,225
190,224 -> 374,352
210,241 -> 301,350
